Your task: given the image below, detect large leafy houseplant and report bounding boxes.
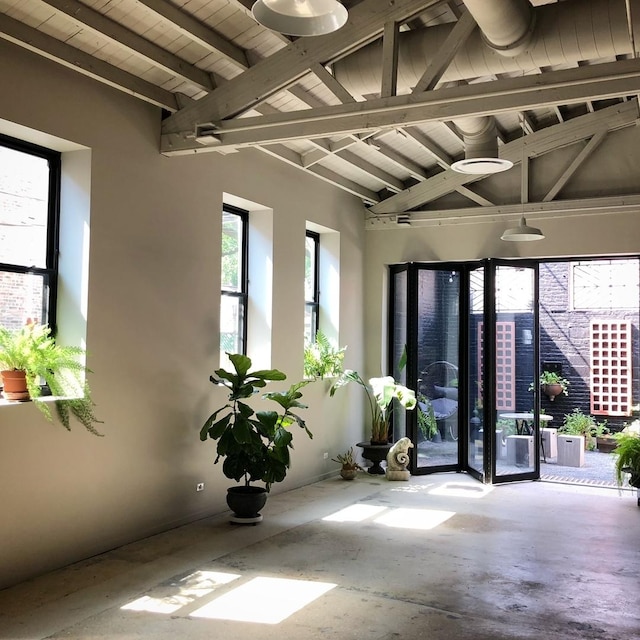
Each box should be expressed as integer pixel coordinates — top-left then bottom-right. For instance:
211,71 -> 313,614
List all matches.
330,370 -> 416,444
0,323 -> 102,435
613,424 -> 640,489
200,353 -> 312,495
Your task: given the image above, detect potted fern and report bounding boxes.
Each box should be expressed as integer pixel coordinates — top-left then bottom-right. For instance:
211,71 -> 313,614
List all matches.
0,323 -> 102,435
613,424 -> 640,492
303,329 -> 346,379
200,353 -> 312,522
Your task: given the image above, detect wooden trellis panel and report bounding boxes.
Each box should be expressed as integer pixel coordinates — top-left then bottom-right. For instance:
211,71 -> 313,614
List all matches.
590,320 -> 632,416
478,321 -> 516,411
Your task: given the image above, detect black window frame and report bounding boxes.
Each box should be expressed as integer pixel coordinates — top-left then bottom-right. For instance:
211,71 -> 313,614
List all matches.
220,204 -> 248,355
0,133 -> 61,332
305,230 -> 320,343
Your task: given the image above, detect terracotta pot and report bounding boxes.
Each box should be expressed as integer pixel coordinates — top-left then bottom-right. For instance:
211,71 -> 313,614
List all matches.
340,467 -> 358,480
542,383 -> 563,401
1,370 -> 30,401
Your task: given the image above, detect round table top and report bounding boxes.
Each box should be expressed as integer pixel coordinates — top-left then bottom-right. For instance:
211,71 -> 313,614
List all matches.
499,412 -> 552,421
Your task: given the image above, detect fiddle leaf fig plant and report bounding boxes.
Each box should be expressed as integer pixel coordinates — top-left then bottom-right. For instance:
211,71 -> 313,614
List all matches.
200,353 -> 312,490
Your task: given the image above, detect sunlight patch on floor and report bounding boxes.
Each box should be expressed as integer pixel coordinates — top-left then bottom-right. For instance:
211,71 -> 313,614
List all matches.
190,576 -> 336,624
374,508 -> 455,530
322,503 -> 388,522
121,570 -> 241,614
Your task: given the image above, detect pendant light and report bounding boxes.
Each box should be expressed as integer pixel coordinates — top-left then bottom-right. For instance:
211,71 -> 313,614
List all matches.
501,216 -> 545,241
501,113 -> 544,241
251,0 -> 348,37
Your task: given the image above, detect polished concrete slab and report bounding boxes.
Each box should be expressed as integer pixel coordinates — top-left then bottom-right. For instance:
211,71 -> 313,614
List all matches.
1,473 -> 638,640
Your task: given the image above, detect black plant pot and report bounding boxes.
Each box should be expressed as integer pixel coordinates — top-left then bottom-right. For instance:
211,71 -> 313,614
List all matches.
357,441 -> 392,475
226,486 -> 268,524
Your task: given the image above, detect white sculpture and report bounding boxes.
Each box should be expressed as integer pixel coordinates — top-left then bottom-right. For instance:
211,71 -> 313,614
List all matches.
385,437 -> 413,481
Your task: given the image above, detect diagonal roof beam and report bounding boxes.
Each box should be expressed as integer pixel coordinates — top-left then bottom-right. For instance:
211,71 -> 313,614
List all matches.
162,58 -> 640,153
40,0 -> 214,92
161,0 -> 442,135
0,13 -> 178,111
134,0 -> 250,69
368,99 -> 639,214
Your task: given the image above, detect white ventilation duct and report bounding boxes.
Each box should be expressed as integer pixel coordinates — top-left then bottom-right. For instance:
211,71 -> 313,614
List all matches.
333,0 -> 637,173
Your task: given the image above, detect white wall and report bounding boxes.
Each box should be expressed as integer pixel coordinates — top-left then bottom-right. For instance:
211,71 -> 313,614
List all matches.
0,41 -> 366,589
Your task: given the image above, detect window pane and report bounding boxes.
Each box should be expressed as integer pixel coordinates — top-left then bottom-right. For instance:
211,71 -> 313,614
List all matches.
221,211 -> 243,292
0,271 -> 48,328
0,145 -> 50,267
304,235 -> 316,302
304,304 -> 317,345
573,259 -> 639,309
220,295 -> 244,357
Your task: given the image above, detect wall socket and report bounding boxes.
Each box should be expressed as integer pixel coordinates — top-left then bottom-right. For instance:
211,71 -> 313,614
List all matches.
196,482 -> 205,492
323,452 -> 329,460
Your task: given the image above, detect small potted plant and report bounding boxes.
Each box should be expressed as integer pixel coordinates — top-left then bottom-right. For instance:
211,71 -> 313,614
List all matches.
536,371 -> 570,401
331,447 -> 363,480
303,329 -> 346,379
200,353 -> 312,523
559,408 -> 607,451
0,323 -> 102,435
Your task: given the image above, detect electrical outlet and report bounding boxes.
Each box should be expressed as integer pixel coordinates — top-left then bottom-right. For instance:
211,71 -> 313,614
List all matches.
323,452 -> 329,460
196,482 -> 205,492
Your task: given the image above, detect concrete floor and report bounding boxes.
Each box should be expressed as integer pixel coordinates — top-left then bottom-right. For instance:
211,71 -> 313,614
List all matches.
1,473 -> 639,640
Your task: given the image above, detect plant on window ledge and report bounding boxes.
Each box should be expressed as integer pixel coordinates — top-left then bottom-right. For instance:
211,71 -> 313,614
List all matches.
0,323 -> 103,436
303,329 -> 346,379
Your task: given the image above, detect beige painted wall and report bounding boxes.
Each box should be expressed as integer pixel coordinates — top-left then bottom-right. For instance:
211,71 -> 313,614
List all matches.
0,42 -> 367,589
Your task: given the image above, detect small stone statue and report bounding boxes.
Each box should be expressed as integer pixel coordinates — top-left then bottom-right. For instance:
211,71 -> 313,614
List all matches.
385,437 -> 413,481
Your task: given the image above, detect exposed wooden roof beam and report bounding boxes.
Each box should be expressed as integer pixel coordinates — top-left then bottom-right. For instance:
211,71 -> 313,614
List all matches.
0,13 -> 178,111
368,100 -> 639,214
380,21 -> 399,98
161,0 -> 442,134
162,59 -> 640,153
134,0 -> 250,69
542,130 -> 607,202
40,0 -> 214,92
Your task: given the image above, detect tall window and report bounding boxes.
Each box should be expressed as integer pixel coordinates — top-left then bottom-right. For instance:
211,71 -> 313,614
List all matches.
220,205 -> 248,361
0,134 -> 60,330
304,231 -> 319,344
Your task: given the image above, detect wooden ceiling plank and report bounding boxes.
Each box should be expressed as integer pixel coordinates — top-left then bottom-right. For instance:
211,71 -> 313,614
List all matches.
163,59 -> 640,152
402,126 -> 452,168
135,0 -> 250,69
412,9 -> 476,94
542,129 -> 608,202
367,140 -> 429,181
380,21 -> 399,99
336,149 -> 404,191
161,0 -> 443,134
310,63 -> 356,104
0,13 -> 178,111
39,0 -> 214,91
368,100 -> 639,213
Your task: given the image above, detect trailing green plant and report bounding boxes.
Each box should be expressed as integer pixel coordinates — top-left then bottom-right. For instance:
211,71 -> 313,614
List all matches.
559,408 -> 607,450
303,330 -> 346,379
200,353 -> 312,490
330,370 -> 416,444
0,323 -> 102,435
417,392 -> 438,440
331,447 -> 363,470
613,423 -> 640,487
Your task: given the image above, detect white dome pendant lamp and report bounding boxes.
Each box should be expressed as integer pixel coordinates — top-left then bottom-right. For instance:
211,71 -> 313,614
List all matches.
252,0 -> 348,36
501,216 -> 545,242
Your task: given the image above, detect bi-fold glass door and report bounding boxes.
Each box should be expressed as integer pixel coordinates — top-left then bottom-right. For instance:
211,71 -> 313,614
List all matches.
390,260 -> 540,484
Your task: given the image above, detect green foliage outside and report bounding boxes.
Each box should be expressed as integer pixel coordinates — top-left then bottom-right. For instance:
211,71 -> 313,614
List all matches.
303,330 -> 346,379
559,408 -> 607,451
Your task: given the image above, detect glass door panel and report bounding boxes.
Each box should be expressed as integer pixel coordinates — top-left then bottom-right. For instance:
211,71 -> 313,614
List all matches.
391,268 -> 408,444
492,264 -> 539,482
414,268 -> 460,472
467,267 -> 485,479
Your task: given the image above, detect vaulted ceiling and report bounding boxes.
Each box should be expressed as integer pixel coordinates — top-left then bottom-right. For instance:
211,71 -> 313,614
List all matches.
3,0 -> 640,226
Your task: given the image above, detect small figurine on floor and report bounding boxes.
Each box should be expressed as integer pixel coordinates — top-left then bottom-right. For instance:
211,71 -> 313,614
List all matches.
386,437 -> 413,481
